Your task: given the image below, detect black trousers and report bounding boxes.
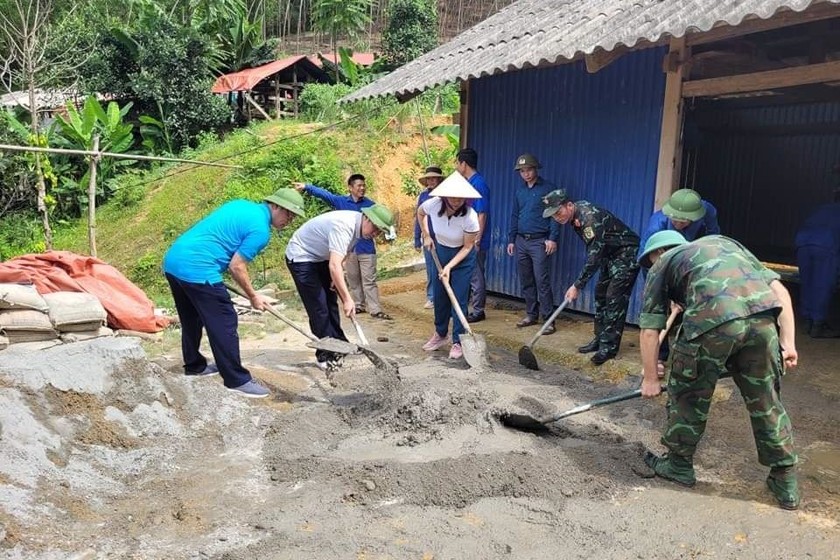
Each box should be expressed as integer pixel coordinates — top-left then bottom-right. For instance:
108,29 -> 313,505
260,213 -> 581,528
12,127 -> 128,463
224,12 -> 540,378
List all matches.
165,273 -> 251,388
286,259 -> 349,362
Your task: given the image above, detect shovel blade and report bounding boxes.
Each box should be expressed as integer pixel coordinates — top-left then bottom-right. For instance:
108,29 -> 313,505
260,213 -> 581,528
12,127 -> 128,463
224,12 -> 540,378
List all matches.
460,333 -> 489,369
517,345 -> 539,370
498,411 -> 550,432
358,346 -> 400,379
305,337 -> 358,355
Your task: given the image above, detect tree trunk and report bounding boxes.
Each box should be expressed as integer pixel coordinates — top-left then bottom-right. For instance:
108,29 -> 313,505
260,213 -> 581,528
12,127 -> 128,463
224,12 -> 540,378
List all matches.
28,79 -> 52,250
332,31 -> 339,83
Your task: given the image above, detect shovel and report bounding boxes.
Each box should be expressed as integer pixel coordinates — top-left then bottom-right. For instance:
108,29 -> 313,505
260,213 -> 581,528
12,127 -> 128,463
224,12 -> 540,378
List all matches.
518,298 -> 571,370
500,385 -> 667,432
347,310 -> 400,377
428,245 -> 490,369
224,283 -> 358,356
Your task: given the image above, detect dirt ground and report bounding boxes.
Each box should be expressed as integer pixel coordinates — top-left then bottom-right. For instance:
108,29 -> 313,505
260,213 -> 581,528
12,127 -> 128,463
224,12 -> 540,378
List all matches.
1,272 -> 839,560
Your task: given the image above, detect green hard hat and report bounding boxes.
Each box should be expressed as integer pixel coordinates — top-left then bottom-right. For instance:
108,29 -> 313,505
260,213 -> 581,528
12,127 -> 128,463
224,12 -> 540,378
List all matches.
514,153 -> 542,170
264,188 -> 306,217
662,189 -> 706,222
361,204 -> 396,231
542,188 -> 570,218
638,230 -> 688,268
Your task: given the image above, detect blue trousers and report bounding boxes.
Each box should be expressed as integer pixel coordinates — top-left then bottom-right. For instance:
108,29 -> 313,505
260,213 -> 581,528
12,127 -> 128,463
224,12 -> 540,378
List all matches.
432,245 -> 476,344
165,273 -> 251,388
286,259 -> 349,362
796,244 -> 838,323
469,248 -> 487,314
423,248 -> 436,301
516,235 -> 555,319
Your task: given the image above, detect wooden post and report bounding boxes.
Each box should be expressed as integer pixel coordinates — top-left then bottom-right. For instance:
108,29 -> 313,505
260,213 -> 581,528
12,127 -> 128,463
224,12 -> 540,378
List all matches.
293,67 -> 299,118
88,134 -> 100,257
654,37 -> 689,210
274,73 -> 280,119
459,80 -> 470,149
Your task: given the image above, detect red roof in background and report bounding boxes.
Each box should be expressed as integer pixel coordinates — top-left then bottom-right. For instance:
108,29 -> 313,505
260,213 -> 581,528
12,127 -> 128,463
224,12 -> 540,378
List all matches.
211,55 -> 310,93
309,52 -> 375,67
211,53 -> 376,94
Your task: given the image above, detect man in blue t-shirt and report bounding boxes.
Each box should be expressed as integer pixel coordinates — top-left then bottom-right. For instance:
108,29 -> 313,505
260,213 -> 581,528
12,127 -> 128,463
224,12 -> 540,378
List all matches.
294,174 -> 393,320
456,148 -> 491,323
162,188 -> 305,398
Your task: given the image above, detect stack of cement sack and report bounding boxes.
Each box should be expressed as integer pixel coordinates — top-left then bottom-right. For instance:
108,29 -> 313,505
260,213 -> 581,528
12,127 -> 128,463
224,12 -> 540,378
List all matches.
0,283 -> 113,349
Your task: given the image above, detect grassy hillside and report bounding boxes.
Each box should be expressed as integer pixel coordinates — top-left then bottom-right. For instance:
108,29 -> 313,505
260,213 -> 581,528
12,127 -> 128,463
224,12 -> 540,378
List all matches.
50,117 -> 452,305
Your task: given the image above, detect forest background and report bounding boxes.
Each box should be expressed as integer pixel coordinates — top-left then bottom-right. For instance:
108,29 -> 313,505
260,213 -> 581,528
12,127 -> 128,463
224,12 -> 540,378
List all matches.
0,0 -> 512,302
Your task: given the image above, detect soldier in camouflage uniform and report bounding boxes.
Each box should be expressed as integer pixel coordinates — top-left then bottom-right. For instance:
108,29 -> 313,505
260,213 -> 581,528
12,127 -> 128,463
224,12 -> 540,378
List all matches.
637,231 -> 800,510
543,189 -> 640,365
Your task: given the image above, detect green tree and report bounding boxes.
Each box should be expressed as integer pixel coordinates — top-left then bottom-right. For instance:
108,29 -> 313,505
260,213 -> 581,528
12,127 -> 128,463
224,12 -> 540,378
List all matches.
310,0 -> 371,82
82,17 -> 228,152
382,0 -> 438,69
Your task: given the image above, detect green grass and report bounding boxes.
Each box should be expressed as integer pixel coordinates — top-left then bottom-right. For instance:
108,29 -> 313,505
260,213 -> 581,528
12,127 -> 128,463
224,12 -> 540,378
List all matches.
48,117 -> 433,306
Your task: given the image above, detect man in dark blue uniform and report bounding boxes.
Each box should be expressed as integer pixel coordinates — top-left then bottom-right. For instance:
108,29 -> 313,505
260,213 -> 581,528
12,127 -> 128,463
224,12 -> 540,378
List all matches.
507,153 -> 560,334
795,189 -> 840,338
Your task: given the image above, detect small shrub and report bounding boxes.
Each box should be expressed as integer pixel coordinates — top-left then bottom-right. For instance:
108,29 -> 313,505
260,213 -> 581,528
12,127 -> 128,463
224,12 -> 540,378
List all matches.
299,83 -> 354,122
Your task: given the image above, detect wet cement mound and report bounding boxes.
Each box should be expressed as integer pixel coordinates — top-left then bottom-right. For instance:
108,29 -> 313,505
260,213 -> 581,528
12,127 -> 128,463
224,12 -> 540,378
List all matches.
263,361 -> 652,511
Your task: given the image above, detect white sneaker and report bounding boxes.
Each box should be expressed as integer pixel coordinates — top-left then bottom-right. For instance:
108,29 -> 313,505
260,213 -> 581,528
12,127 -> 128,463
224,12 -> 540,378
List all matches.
423,300 -> 434,309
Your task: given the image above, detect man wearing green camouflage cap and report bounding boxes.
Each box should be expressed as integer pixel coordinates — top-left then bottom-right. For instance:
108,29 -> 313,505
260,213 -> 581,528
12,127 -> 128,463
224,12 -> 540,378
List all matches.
163,187 -> 306,399
637,231 -> 801,510
286,204 -> 395,370
543,188 -> 640,365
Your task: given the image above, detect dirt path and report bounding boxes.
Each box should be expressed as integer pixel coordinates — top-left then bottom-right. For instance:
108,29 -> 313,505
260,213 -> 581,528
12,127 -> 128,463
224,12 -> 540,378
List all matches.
1,293 -> 838,559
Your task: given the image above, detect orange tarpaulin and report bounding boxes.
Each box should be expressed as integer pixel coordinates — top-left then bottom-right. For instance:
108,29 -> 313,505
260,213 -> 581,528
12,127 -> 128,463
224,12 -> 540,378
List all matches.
0,251 -> 169,333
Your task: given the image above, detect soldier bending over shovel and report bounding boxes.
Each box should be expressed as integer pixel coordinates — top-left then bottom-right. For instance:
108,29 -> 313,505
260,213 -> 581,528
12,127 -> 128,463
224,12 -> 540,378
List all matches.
637,231 -> 800,510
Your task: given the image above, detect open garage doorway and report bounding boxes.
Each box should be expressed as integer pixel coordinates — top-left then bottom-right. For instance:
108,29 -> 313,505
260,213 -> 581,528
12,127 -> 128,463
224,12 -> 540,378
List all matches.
679,17 -> 840,266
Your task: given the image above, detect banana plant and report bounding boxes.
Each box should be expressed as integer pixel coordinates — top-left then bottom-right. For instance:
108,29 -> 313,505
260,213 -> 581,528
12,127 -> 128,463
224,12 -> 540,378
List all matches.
51,95 -> 136,215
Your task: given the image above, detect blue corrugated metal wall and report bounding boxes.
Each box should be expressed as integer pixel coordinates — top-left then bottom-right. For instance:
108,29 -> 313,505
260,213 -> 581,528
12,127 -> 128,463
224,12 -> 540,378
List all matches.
468,48 -> 666,322
682,101 -> 840,264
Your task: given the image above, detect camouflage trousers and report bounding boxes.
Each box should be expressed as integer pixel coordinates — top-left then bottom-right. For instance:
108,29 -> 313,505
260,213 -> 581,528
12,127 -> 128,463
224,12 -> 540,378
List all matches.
593,246 -> 639,355
663,314 -> 797,468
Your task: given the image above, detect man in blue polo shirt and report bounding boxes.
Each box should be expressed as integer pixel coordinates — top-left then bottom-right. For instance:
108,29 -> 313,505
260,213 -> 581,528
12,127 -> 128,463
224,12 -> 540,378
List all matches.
507,153 -> 561,333
457,148 -> 491,323
294,174 -> 392,320
163,188 -> 306,398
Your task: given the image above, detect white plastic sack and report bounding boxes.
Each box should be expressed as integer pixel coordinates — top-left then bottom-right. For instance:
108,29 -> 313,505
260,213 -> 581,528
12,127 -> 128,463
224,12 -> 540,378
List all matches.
43,291 -> 107,330
0,309 -> 54,331
0,283 -> 49,312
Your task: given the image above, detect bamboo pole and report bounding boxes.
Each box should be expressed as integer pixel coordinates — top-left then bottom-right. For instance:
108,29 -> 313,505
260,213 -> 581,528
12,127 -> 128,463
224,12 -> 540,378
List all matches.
88,134 -> 100,257
0,144 -> 242,169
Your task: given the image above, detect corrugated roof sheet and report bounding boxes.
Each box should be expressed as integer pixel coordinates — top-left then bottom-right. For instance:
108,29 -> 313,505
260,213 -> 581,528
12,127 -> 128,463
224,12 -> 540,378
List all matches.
343,0 -> 840,102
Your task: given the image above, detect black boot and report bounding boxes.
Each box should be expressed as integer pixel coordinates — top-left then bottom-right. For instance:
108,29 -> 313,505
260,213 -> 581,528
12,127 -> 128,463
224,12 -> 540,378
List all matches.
591,350 -> 616,365
811,322 -> 840,338
577,337 -> 599,354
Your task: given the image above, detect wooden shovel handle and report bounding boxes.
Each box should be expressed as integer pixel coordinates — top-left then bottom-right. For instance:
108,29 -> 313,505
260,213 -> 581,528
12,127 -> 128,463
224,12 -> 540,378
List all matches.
224,282 -> 317,342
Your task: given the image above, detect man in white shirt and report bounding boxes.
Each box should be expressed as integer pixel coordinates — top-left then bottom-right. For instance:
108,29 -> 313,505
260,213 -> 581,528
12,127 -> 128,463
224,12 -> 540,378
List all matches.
285,205 -> 395,369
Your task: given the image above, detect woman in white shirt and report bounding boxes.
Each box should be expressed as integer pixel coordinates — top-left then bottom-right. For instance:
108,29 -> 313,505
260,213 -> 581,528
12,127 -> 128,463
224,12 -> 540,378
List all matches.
416,172 -> 482,360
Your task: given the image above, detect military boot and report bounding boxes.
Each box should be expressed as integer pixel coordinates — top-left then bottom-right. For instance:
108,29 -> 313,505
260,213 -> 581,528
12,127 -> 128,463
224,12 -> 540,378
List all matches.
644,451 -> 696,487
577,337 -> 599,354
766,466 -> 800,510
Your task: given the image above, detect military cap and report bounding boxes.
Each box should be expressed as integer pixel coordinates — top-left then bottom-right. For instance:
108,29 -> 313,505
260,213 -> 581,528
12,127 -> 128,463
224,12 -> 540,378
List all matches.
662,189 -> 706,222
265,188 -> 306,217
514,153 -> 542,170
541,188 -> 570,218
638,230 -> 688,268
